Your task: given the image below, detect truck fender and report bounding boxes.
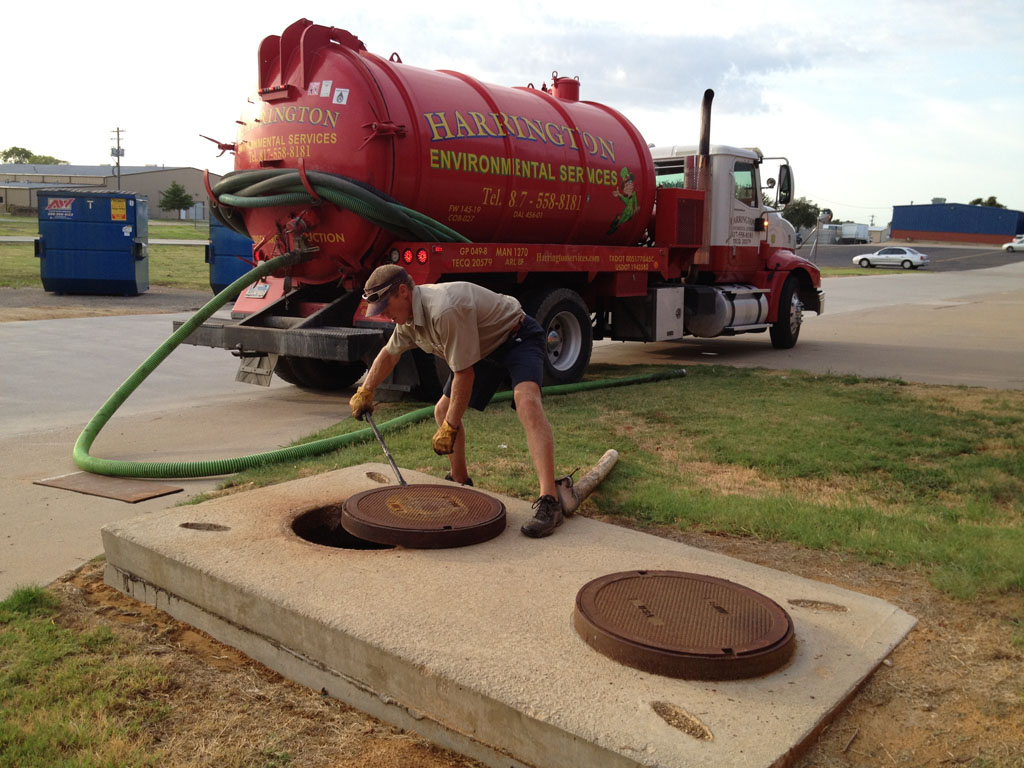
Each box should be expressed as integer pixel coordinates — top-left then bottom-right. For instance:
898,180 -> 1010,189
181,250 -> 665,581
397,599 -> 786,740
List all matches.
767,267 -> 820,320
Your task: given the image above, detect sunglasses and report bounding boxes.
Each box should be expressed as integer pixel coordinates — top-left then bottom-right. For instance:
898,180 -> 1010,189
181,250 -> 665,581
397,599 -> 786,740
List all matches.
362,283 -> 395,305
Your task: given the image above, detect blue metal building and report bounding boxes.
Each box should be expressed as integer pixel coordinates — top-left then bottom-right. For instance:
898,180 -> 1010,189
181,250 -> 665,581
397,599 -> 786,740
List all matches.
891,203 -> 1024,245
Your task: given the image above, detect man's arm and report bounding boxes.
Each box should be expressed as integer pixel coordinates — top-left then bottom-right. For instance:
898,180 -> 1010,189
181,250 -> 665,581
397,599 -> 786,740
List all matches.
349,347 -> 401,419
362,347 -> 401,392
431,364 -> 474,455
444,366 -> 475,427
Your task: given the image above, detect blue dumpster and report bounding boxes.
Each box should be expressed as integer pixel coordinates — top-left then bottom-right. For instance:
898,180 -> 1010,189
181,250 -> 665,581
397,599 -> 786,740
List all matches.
206,217 -> 254,297
35,189 -> 149,296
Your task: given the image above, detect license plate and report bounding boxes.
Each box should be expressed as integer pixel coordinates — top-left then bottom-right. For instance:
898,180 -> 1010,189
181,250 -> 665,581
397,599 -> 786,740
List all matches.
245,283 -> 270,299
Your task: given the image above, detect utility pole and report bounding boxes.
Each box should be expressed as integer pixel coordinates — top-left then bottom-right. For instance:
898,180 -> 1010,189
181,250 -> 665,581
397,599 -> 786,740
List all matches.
110,127 -> 125,191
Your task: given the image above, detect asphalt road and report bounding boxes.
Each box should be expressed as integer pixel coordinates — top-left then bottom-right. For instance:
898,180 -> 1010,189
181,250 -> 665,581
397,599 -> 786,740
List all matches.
593,259 -> 1024,389
1,259 -> 1022,599
798,242 -> 1018,272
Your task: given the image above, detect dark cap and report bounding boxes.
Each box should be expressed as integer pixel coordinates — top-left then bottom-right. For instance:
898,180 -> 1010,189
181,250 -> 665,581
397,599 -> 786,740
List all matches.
362,264 -> 409,317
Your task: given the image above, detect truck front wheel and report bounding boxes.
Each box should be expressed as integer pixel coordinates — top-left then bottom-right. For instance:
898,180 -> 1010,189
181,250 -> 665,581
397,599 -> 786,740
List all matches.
274,356 -> 365,390
523,288 -> 593,385
770,276 -> 803,349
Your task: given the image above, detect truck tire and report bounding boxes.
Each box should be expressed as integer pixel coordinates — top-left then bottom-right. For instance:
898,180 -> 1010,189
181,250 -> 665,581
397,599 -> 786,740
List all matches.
523,288 -> 593,385
770,276 -> 803,350
274,356 -> 365,391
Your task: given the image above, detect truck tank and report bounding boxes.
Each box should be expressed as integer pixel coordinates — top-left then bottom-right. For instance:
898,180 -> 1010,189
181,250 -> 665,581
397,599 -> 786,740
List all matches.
224,19 -> 656,284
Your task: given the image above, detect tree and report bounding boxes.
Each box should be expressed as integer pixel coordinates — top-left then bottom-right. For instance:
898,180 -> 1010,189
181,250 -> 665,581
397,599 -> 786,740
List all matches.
968,196 -> 1005,209
159,181 -> 195,217
1,146 -> 66,164
780,196 -> 820,231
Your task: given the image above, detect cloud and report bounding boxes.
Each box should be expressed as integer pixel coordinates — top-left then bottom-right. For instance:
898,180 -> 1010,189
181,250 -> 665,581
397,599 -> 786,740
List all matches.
420,28 -> 817,115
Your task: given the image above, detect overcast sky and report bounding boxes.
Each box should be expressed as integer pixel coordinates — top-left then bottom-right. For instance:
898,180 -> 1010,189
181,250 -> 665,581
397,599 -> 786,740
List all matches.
6,0 -> 1022,225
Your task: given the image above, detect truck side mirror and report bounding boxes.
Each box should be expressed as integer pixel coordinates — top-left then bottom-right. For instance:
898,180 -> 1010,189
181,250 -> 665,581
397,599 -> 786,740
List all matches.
777,165 -> 793,206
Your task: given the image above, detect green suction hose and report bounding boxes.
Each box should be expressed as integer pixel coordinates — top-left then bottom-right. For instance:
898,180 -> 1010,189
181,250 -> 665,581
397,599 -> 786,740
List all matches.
211,169 -> 471,244
72,248 -> 685,478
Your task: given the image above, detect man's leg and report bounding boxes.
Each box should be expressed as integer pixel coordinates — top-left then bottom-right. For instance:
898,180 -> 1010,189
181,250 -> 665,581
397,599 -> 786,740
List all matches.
434,395 -> 469,483
512,381 -> 557,499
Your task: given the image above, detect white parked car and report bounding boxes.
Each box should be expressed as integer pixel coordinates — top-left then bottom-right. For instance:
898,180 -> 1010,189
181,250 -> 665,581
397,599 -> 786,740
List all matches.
853,246 -> 930,270
1002,235 -> 1024,253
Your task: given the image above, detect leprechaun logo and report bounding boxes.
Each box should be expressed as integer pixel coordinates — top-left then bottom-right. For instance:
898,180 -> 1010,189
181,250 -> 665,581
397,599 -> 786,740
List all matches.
607,167 -> 638,235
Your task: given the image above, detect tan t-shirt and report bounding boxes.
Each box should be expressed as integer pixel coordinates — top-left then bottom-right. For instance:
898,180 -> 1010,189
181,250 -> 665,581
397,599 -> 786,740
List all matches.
384,283 -> 524,372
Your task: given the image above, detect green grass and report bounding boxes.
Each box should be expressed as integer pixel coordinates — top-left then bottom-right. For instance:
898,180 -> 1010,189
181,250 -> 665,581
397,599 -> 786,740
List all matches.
0,217 -> 41,237
1,214 -> 208,240
0,586 -> 172,767
147,220 -> 210,240
206,365 -> 1024,600
146,245 -> 212,290
0,243 -> 41,288
818,266 -> 930,277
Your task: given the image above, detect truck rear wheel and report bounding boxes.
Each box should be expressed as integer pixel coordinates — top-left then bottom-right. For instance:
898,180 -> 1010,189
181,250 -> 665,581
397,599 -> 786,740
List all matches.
274,356 -> 365,391
523,288 -> 593,385
769,276 -> 803,349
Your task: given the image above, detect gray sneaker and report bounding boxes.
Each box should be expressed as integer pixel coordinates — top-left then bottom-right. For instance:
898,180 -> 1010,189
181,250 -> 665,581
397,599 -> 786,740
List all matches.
521,495 -> 564,538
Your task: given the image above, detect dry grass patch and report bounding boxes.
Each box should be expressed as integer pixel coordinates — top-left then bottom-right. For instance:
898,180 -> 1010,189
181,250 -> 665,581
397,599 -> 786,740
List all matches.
597,408 -> 876,510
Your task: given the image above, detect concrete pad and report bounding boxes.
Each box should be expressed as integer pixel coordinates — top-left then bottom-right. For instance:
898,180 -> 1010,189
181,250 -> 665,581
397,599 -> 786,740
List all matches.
102,464 -> 916,768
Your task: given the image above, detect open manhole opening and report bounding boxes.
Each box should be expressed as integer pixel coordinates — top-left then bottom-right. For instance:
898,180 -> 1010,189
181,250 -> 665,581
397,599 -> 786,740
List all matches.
341,484 -> 506,549
292,505 -> 395,550
573,570 -> 796,680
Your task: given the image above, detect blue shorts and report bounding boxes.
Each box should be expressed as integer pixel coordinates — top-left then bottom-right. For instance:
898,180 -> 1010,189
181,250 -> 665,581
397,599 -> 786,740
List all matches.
442,315 -> 545,410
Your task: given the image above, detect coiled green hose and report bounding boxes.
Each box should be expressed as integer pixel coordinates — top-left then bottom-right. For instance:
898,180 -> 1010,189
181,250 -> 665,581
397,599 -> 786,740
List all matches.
211,169 -> 470,244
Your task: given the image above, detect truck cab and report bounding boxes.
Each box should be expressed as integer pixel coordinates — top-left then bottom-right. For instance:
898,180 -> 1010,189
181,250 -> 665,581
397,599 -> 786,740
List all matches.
649,144 -> 822,348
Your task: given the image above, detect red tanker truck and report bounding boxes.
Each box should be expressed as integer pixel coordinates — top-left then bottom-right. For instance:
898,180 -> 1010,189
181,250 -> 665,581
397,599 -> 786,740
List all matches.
189,18 -> 824,395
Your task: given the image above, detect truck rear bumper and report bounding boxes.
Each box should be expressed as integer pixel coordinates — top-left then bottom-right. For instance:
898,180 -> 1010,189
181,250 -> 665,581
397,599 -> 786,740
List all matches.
173,319 -> 385,362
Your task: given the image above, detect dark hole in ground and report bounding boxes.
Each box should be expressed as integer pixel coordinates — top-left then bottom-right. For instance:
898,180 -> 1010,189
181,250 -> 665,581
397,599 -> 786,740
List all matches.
292,505 -> 395,550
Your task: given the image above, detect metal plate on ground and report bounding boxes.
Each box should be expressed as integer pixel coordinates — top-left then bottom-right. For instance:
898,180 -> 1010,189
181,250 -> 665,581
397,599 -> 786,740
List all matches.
573,570 -> 796,679
34,472 -> 183,503
341,484 -> 506,548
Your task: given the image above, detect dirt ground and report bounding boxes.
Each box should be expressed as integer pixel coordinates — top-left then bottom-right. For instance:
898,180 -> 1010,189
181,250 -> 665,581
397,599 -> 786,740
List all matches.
0,286 -> 213,323
16,291 -> 1024,767
53,523 -> 1022,768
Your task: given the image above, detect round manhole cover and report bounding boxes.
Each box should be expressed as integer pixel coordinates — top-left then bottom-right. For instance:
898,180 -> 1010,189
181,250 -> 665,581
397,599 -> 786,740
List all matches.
341,484 -> 506,548
573,570 -> 796,679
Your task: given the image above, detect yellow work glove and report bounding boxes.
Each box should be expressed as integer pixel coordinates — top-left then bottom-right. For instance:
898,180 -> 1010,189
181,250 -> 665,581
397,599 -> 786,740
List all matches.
349,386 -> 375,421
432,420 -> 460,455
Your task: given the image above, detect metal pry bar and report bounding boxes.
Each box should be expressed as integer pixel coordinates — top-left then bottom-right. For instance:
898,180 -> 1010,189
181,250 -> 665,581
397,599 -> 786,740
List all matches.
365,412 -> 407,486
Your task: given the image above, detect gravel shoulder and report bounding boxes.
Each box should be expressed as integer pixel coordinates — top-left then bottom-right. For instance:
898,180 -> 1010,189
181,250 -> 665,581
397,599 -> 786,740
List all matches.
0,286 -> 212,322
